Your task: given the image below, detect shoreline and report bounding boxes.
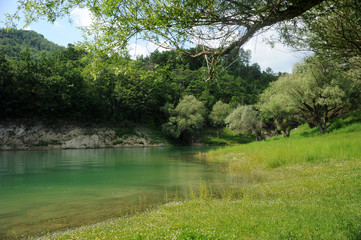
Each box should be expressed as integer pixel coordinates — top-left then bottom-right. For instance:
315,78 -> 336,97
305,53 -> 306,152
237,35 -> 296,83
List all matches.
36,128 -> 361,239
0,120 -> 170,151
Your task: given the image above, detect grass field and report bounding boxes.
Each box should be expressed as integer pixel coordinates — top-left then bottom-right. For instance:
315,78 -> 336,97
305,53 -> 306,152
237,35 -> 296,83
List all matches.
40,112 -> 361,239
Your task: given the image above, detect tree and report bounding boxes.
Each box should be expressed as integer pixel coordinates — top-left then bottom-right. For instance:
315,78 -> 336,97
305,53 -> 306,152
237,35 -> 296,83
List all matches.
0,51 -> 14,118
209,101 -> 232,128
347,57 -> 361,109
162,95 -> 207,142
268,56 -> 357,134
257,75 -> 299,137
225,105 -> 263,140
7,0 -> 326,79
347,57 -> 361,88
0,28 -> 63,60
278,0 -> 361,62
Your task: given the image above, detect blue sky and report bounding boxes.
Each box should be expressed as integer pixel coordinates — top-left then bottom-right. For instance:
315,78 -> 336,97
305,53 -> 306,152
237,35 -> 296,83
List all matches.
0,0 -> 309,73
0,0 -> 86,46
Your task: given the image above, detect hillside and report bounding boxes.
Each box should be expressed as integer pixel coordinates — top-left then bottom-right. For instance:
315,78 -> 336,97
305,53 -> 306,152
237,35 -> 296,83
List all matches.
0,29 -> 278,145
0,28 -> 64,60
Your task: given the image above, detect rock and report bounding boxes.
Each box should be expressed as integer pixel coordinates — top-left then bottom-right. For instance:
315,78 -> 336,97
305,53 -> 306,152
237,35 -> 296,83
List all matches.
0,120 -> 168,150
63,135 -> 100,149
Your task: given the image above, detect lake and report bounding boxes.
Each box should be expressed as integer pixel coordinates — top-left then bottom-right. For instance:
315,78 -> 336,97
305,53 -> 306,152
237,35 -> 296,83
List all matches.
0,146 -> 227,239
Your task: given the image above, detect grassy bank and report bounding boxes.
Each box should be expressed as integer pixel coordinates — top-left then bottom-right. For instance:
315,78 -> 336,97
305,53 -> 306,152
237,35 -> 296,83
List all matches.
40,113 -> 361,239
201,128 -> 254,145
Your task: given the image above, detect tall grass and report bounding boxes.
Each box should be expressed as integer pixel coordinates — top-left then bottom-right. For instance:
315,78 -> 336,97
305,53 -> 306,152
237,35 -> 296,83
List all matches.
203,130 -> 361,174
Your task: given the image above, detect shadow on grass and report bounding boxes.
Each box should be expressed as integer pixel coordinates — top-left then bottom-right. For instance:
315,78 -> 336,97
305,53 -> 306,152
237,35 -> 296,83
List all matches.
202,128 -> 254,145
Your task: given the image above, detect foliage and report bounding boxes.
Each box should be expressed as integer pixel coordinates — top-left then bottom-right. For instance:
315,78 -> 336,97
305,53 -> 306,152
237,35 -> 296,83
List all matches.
0,28 -> 63,60
6,0 -> 325,80
0,29 -> 279,133
1,28 -> 359,142
291,56 -> 356,133
347,56 -> 361,107
225,105 -> 262,139
278,0 -> 361,62
209,101 -> 232,128
257,74 -> 299,137
144,48 -> 278,106
162,95 -> 207,142
0,52 -> 14,117
258,55 -> 359,135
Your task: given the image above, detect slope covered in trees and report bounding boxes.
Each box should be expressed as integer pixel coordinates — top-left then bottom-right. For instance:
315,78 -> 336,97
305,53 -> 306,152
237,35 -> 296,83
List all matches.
0,28 -> 63,60
0,29 -> 278,132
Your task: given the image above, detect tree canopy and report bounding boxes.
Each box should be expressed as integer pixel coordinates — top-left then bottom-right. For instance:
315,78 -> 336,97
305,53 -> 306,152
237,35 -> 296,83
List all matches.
6,0 -> 326,79
0,28 -> 279,124
209,101 -> 232,128
257,76 -> 298,137
162,95 -> 207,142
278,0 -> 361,62
0,28 -> 63,60
225,105 -> 262,139
257,55 -> 359,135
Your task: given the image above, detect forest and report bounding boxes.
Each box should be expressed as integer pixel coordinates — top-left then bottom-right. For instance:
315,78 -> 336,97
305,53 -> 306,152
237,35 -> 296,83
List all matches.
0,29 -> 281,142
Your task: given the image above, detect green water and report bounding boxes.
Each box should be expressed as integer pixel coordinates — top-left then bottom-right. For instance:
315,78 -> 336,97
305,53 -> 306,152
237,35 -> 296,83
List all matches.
0,146 -> 226,239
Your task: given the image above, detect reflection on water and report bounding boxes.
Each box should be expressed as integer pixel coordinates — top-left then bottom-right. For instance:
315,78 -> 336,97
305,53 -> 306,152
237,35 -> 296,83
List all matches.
0,146 -> 226,239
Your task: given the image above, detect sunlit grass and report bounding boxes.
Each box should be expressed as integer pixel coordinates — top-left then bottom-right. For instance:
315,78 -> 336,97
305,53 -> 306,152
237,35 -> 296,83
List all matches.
203,130 -> 361,173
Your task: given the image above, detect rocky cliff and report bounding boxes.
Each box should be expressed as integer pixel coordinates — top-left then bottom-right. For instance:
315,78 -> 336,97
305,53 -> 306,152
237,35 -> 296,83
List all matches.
0,121 -> 168,150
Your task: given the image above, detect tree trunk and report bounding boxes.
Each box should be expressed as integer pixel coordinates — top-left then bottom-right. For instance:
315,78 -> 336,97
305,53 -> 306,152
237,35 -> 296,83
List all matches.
318,121 -> 327,134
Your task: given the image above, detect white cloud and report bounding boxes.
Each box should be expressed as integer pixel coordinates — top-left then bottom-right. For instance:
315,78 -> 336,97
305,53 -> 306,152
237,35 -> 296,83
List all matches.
70,7 -> 92,27
190,26 -> 309,73
126,31 -> 307,73
24,26 -> 31,30
243,29 -> 310,73
54,21 -> 63,28
128,41 -> 167,59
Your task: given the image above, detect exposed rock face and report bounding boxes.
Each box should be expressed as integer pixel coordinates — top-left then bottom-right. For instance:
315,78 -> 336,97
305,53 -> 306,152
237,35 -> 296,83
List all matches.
0,121 -> 167,150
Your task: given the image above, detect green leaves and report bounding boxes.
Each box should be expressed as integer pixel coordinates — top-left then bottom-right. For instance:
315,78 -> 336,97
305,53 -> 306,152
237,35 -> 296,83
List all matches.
209,101 -> 232,127
258,55 -> 358,135
225,105 -> 261,137
279,0 -> 361,61
7,0 -> 325,78
162,95 -> 206,141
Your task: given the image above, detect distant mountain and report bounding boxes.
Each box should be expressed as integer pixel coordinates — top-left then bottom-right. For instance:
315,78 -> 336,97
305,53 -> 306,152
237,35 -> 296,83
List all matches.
0,28 -> 64,60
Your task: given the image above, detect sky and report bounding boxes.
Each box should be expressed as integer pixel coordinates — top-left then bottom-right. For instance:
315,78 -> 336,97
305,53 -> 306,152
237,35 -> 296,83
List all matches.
0,0 -> 309,73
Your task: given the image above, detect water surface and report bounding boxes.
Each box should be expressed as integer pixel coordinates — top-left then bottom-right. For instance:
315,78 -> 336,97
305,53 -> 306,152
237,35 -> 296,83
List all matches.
0,146 -> 226,238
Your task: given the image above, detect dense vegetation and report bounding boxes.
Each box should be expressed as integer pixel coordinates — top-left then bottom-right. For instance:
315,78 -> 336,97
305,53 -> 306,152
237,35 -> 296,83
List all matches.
1,28 -> 360,143
0,29 -> 278,141
3,0 -> 359,141
0,29 -> 63,60
257,55 -> 361,137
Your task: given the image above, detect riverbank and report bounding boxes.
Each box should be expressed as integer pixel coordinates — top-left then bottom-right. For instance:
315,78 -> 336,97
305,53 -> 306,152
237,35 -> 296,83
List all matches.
0,120 -> 169,150
0,120 -> 252,151
39,112 -> 361,239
